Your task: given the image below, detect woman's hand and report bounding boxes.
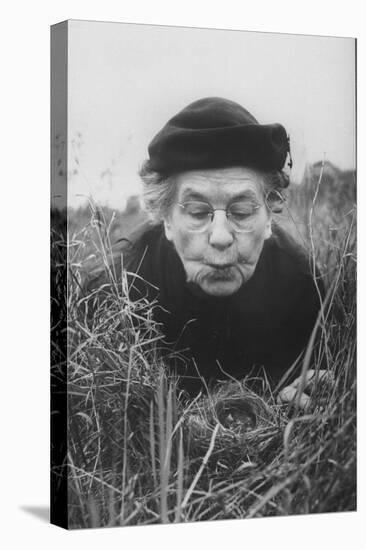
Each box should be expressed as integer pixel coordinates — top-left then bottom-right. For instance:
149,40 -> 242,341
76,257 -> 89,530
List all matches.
277,369 -> 334,409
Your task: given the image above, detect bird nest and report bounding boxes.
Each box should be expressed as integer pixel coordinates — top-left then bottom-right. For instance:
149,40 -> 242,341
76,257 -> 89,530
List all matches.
183,381 -> 284,469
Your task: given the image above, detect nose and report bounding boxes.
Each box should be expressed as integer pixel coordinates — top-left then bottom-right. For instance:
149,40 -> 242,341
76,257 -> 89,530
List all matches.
208,210 -> 234,249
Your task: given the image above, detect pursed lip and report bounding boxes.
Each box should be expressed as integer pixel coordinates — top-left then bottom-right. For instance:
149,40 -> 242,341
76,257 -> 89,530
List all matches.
206,262 -> 235,270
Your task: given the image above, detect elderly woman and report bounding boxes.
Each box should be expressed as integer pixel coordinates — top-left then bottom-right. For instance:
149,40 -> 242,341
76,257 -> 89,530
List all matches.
90,97 -> 324,401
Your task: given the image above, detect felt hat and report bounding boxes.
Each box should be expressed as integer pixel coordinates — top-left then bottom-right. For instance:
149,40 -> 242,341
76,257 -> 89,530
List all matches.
148,97 -> 291,175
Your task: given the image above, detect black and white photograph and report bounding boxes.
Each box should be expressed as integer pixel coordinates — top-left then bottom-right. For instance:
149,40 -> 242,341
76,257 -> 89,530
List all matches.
51,19 -> 356,530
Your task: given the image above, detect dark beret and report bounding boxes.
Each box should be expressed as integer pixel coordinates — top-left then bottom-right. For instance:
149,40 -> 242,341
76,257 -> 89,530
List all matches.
148,97 -> 291,175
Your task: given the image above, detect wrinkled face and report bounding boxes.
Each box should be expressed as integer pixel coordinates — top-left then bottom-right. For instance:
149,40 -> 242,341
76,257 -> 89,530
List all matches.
163,167 -> 272,297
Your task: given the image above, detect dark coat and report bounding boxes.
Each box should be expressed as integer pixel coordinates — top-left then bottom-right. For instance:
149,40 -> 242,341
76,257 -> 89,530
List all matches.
106,222 -> 324,395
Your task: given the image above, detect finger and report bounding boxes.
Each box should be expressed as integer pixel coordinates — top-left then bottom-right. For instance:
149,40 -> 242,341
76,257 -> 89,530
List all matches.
277,387 -> 310,409
277,386 -> 297,402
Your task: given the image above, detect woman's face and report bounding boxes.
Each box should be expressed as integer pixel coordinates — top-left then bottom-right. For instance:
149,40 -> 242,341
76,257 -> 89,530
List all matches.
163,167 -> 272,297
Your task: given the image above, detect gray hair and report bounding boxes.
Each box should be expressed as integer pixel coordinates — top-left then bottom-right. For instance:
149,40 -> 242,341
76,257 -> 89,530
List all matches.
139,160 -> 178,224
138,159 -> 290,223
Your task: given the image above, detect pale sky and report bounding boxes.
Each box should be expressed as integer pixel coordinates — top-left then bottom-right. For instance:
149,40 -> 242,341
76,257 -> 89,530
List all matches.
54,20 -> 356,209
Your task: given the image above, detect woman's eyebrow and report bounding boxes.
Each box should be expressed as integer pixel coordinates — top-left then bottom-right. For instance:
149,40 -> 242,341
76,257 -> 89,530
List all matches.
180,188 -> 259,203
229,191 -> 259,202
180,189 -> 207,202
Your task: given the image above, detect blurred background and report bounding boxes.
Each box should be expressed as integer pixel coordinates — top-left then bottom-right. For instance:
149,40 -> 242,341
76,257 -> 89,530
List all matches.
51,20 -> 355,215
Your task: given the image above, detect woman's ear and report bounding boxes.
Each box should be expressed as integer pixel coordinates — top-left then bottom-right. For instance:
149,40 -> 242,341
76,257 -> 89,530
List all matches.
163,218 -> 173,241
264,216 -> 272,240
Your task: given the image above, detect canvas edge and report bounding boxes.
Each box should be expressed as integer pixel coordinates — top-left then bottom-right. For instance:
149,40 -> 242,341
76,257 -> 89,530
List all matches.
50,19 -> 69,530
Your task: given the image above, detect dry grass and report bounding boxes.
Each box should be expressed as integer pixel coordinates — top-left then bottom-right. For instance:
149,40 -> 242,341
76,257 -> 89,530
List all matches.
51,163 -> 356,528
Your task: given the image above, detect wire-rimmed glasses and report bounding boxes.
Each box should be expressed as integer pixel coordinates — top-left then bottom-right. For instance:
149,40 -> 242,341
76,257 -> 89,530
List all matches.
177,201 -> 261,233
177,190 -> 286,233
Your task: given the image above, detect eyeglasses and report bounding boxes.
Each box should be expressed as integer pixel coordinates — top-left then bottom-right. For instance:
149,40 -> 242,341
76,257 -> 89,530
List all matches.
177,191 -> 286,233
177,200 -> 262,233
